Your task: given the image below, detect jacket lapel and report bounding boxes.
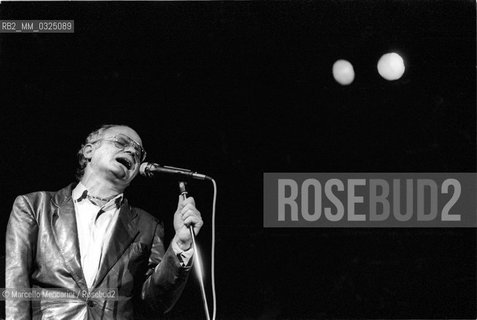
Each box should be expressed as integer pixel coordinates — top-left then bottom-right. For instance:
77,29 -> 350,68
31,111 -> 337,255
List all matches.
93,200 -> 139,288
51,185 -> 88,292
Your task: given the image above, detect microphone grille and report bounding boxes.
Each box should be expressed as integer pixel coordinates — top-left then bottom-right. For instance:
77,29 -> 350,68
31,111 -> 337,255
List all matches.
139,162 -> 150,176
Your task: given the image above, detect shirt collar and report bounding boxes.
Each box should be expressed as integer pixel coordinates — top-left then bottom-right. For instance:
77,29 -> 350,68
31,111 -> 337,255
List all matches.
72,182 -> 88,202
73,182 -> 124,209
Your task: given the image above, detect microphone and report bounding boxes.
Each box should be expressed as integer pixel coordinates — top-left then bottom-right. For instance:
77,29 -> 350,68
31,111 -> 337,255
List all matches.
139,162 -> 210,180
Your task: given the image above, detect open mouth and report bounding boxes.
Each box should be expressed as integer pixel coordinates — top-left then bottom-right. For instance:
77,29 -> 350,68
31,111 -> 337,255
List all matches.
116,157 -> 133,170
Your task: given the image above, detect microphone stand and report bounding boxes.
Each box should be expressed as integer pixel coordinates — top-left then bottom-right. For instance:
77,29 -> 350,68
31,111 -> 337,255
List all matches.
179,181 -> 211,320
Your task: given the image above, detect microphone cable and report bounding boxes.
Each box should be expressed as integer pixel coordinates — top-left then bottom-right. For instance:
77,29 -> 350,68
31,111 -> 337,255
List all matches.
191,177 -> 217,320
210,178 -> 217,320
180,178 -> 217,320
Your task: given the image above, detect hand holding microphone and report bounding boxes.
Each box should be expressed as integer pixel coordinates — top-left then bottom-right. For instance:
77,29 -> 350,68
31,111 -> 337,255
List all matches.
173,195 -> 203,251
139,162 -> 206,250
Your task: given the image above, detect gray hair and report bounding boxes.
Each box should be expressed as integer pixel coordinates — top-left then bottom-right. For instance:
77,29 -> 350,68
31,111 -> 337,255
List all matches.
75,124 -> 123,180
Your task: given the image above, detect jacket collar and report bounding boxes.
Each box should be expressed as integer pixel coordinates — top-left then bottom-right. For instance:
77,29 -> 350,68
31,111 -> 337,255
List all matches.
51,184 -> 139,291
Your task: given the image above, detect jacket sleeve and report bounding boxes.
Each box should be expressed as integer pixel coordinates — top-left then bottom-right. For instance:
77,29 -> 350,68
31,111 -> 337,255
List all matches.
140,221 -> 191,314
5,195 -> 39,320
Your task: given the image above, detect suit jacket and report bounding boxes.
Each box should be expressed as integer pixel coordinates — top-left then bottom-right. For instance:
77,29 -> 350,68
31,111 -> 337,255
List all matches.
6,184 -> 191,320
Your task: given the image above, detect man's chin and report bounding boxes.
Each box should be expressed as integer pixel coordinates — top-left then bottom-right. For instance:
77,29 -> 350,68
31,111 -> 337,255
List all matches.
106,164 -> 138,185
109,166 -> 130,180
114,169 -> 138,184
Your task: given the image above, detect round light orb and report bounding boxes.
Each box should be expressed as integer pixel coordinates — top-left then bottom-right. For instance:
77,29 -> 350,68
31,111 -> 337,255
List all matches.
332,59 -> 355,85
377,52 -> 405,81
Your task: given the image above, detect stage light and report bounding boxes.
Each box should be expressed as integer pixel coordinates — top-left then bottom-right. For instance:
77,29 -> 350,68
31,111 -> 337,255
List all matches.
377,52 -> 405,81
332,59 -> 355,85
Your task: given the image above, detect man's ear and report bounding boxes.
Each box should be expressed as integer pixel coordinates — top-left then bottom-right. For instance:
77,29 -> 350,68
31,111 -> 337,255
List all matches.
83,144 -> 95,161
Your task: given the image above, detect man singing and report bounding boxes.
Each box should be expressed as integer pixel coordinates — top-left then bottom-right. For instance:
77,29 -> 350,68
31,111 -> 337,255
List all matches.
6,124 -> 203,319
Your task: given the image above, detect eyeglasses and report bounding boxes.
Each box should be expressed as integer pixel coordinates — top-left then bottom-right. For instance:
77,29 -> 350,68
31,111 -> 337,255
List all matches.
91,134 -> 147,163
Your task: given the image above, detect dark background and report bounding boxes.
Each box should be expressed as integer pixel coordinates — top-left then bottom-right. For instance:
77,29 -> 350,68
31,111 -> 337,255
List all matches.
0,1 -> 475,319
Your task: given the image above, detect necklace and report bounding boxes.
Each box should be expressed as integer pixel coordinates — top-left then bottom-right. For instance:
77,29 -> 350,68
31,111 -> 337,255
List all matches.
87,193 -> 118,202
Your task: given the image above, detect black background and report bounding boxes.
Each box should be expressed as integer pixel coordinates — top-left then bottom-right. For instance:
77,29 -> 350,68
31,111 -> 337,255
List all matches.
0,1 -> 475,319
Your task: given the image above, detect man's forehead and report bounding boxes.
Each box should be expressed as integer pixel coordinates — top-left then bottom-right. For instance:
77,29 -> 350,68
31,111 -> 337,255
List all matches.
104,126 -> 143,146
